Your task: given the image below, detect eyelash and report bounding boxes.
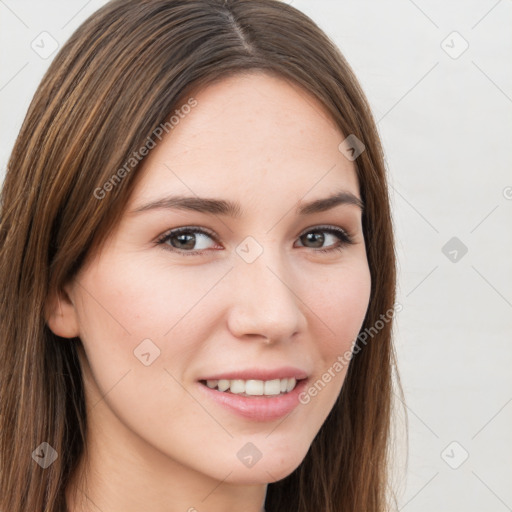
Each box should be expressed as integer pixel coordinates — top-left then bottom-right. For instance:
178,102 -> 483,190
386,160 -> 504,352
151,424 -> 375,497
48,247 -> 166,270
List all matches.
155,225 -> 355,257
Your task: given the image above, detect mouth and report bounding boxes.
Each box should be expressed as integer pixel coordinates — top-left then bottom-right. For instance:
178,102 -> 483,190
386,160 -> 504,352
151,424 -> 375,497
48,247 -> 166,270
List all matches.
199,377 -> 304,397
197,375 -> 310,421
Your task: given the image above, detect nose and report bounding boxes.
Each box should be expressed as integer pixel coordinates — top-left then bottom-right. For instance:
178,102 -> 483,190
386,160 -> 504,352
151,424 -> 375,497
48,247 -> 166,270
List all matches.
226,246 -> 306,344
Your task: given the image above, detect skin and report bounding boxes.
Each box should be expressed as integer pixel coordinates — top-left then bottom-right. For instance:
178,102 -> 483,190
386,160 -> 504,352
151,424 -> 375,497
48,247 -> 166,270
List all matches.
46,71 -> 371,512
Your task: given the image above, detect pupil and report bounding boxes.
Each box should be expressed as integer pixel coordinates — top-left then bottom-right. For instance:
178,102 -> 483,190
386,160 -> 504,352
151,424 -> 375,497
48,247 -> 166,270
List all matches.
173,233 -> 195,250
304,232 -> 324,248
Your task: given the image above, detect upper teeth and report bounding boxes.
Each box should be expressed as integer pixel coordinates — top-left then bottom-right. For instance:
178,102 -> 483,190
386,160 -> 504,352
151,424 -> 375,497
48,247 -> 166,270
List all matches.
205,377 -> 297,396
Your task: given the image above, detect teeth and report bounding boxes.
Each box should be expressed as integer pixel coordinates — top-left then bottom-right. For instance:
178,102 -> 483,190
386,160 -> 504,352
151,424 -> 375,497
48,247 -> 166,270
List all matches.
230,379 -> 245,394
246,380 -> 264,395
217,379 -> 230,392
264,379 -> 281,395
286,378 -> 296,392
205,377 -> 298,396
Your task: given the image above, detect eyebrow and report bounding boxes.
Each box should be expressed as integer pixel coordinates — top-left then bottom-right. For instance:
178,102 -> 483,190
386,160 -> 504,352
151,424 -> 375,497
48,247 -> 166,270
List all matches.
129,190 -> 364,217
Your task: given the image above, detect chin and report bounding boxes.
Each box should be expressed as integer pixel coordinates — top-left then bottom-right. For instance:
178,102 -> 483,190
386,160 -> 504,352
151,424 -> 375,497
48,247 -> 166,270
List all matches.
221,448 -> 307,485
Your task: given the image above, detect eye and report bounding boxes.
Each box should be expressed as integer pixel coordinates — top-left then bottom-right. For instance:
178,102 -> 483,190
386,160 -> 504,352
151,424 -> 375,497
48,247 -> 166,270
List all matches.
295,225 -> 355,254
156,225 -> 355,256
156,226 -> 220,256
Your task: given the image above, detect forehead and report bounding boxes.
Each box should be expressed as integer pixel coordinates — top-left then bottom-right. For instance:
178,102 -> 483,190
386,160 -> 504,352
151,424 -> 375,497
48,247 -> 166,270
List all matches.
128,72 -> 360,211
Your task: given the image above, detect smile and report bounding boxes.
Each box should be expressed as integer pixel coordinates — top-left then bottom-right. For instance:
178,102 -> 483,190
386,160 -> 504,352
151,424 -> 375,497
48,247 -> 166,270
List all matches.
200,377 -> 298,397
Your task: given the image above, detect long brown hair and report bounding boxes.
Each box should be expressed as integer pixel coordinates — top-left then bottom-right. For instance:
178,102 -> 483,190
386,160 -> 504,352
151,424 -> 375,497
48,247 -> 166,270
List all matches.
0,1 -> 406,510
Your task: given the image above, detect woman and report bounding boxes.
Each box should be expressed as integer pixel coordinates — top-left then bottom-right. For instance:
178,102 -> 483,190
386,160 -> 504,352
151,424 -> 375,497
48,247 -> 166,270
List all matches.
0,1 -> 405,511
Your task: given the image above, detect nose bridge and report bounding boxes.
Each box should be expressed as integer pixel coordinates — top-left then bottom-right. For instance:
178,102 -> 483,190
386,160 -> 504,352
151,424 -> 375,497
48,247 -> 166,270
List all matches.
227,240 -> 304,341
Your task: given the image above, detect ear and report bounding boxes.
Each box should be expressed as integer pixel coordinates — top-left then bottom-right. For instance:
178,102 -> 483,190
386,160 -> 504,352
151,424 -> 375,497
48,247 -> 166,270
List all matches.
44,284 -> 80,339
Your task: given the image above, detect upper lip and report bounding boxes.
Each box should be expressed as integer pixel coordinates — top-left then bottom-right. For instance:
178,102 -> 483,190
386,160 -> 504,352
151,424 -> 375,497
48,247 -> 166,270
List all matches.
199,366 -> 309,382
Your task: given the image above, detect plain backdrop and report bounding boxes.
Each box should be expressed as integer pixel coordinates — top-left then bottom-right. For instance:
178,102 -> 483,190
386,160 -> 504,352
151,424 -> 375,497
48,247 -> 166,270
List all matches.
1,1 -> 511,510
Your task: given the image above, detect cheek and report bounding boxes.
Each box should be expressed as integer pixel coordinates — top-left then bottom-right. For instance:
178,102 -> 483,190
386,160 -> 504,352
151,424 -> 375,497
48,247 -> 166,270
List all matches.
73,253 -> 232,408
296,259 -> 371,411
76,251 -> 222,340
309,259 -> 371,354
72,255 -> 218,439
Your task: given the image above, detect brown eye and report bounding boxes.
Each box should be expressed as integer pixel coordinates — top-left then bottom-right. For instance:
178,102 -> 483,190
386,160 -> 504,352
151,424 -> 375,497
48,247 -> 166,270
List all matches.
157,227 -> 219,255
295,226 -> 354,253
156,225 -> 354,257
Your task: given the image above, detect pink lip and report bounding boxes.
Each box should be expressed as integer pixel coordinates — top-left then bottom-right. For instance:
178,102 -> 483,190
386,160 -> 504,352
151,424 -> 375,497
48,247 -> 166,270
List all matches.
199,366 -> 309,381
197,377 -> 309,422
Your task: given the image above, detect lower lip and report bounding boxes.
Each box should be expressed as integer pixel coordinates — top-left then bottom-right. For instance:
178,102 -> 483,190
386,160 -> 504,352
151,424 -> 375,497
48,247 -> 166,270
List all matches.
197,378 -> 309,422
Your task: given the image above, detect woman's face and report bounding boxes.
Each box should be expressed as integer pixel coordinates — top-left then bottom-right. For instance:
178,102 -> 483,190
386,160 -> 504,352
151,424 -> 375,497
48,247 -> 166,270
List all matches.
58,72 -> 371,486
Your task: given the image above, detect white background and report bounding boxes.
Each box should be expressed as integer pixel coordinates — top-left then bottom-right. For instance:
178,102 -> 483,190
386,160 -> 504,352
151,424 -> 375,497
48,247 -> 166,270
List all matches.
1,1 -> 511,510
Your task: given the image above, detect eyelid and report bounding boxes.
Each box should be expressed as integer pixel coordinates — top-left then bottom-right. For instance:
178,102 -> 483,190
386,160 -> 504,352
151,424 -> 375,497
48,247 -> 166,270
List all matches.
156,224 -> 354,240
297,224 -> 353,240
155,225 -> 220,247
